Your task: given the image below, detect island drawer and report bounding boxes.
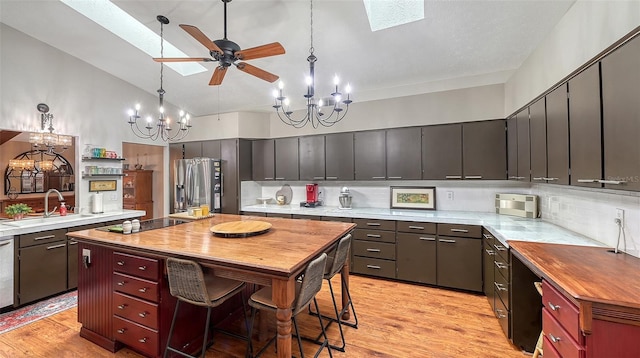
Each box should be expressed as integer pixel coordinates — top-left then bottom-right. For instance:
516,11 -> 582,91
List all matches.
494,292 -> 510,337
113,316 -> 159,357
352,241 -> 396,260
494,268 -> 510,310
19,228 -> 67,248
113,272 -> 159,303
353,218 -> 396,231
113,252 -> 160,281
396,221 -> 436,234
542,308 -> 585,358
113,292 -> 159,330
351,257 -> 395,279
437,224 -> 481,238
494,255 -> 510,281
353,228 -> 396,243
542,280 -> 581,343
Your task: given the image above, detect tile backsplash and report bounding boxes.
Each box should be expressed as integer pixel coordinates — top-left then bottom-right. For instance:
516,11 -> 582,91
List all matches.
241,180 -> 640,257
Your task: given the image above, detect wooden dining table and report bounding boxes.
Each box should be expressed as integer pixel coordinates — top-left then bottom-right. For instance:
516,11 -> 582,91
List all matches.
68,214 -> 356,358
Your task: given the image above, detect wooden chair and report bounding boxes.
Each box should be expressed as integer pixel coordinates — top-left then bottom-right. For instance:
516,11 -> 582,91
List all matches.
309,233 -> 358,351
247,253 -> 332,358
164,257 -> 250,358
533,281 -> 544,358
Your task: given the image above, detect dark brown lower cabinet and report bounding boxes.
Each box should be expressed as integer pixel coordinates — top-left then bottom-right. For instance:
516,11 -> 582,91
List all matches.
435,224 -> 482,292
68,237 -> 78,289
483,233 -> 496,309
510,251 -> 542,353
396,232 -> 436,284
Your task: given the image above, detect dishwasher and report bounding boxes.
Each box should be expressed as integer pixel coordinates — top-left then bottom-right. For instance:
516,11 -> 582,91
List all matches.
0,235 -> 14,309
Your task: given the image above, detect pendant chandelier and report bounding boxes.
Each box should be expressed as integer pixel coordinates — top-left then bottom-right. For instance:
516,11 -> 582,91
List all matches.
272,0 -> 352,128
127,15 -> 192,142
29,103 -> 72,154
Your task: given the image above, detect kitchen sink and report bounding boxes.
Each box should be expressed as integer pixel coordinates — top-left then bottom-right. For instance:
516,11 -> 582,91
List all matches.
1,214 -> 81,227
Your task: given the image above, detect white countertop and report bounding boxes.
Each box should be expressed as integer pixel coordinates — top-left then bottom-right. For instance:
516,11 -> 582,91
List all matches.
241,204 -> 606,248
0,210 -> 145,236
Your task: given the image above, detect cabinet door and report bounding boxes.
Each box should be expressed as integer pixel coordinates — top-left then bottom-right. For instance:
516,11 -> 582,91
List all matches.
601,35 -> 640,191
517,109 -> 531,182
220,139 -> 249,214
202,140 -> 221,159
396,233 -> 436,284
169,143 -> 183,213
325,132 -> 354,180
463,120 -> 507,180
19,241 -> 68,305
299,135 -> 325,181
529,98 -> 547,183
183,141 -> 203,159
507,116 -> 518,180
354,130 -> 386,180
386,127 -> 421,180
68,238 -> 78,289
252,139 -> 275,181
483,234 -> 496,310
436,236 -> 482,292
274,137 -> 299,181
422,124 -> 462,180
546,84 -> 570,185
569,64 -> 602,188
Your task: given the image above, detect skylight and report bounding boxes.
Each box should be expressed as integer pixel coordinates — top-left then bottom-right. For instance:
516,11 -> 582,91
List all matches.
60,0 -> 206,76
363,0 -> 424,32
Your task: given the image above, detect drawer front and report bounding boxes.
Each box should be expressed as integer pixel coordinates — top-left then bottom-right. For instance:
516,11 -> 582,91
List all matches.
494,255 -> 510,281
113,316 -> 159,357
353,218 -> 396,231
494,292 -> 510,338
494,268 -> 510,310
396,221 -> 436,234
321,216 -> 352,223
266,213 -> 292,218
492,240 -> 509,262
123,204 -> 136,210
437,223 -> 481,238
292,214 -> 320,220
542,280 -> 581,343
542,308 -> 585,358
351,257 -> 395,279
113,292 -> 159,330
19,228 -> 67,248
352,240 -> 396,260
541,335 -> 563,358
113,252 -> 160,281
353,228 -> 396,243
113,272 -> 159,302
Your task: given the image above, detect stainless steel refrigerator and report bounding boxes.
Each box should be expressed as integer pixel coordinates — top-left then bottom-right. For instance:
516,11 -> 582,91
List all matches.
173,158 -> 222,213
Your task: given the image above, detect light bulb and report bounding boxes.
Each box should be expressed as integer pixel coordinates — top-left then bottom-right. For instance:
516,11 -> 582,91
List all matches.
305,76 -> 313,86
127,109 -> 134,116
272,89 -> 279,98
179,110 -> 185,117
284,98 -> 290,106
278,80 -> 284,89
345,83 -> 352,93
318,99 -> 324,107
333,75 -> 340,85
185,113 -> 190,121
159,106 -> 165,114
146,116 -> 153,123
135,103 -> 141,111
335,95 -> 342,103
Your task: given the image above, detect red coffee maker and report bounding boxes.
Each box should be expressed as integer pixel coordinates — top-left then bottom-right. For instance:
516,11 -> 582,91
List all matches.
301,183 -> 321,207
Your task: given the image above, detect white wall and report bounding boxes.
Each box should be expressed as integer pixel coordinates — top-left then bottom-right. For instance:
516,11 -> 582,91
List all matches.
504,0 -> 640,115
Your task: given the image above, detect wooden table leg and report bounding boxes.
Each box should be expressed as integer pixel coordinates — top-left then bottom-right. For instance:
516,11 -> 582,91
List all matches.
341,257 -> 351,320
272,278 -> 295,358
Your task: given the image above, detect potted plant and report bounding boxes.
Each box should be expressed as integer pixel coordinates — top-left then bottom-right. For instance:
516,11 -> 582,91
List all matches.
4,203 -> 32,220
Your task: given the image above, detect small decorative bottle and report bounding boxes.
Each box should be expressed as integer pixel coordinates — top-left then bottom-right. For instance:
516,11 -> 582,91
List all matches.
59,202 -> 67,216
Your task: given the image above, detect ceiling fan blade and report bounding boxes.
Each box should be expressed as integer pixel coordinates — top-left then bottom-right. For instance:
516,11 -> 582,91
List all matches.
209,66 -> 228,86
153,57 -> 214,62
179,24 -> 224,54
236,62 -> 279,83
235,42 -> 286,61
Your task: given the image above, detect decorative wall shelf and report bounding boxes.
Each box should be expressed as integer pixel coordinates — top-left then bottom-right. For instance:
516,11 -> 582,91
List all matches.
82,157 -> 126,161
82,173 -> 125,179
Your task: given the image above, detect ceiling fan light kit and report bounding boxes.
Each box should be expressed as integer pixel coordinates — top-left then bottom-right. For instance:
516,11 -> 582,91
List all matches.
272,0 -> 353,129
127,15 -> 192,142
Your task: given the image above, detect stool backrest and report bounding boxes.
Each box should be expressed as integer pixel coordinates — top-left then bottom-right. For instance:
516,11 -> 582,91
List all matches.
326,234 -> 352,277
166,257 -> 210,306
293,253 -> 327,315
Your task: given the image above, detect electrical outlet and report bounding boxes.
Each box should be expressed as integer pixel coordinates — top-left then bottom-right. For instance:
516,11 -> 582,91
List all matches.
616,208 -> 625,228
446,191 -> 454,200
82,248 -> 91,264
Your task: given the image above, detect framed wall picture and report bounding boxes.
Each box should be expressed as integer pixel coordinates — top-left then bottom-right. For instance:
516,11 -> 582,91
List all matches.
89,180 -> 117,192
390,186 -> 436,210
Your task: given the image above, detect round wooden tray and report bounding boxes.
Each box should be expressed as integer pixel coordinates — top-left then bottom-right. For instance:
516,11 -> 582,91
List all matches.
210,220 -> 272,238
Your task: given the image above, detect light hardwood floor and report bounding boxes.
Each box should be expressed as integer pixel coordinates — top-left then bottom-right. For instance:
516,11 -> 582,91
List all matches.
0,275 -> 527,357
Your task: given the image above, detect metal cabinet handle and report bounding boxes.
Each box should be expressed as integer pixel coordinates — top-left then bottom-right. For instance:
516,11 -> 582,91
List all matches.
138,287 -> 148,293
548,302 -> 560,311
388,176 -> 402,179
138,337 -> 148,343
326,176 -> 338,180
543,177 -> 558,181
47,243 -> 66,250
495,309 -> 507,319
372,176 -> 386,179
366,248 -> 381,252
117,261 -> 125,266
34,235 -> 56,241
275,177 -> 285,180
577,179 -> 598,183
464,175 -> 482,179
419,237 -> 436,241
117,304 -> 127,310
450,228 -> 469,233
493,244 -> 506,252
482,233 -> 493,239
68,240 -> 78,245
508,176 -> 525,180
117,281 -> 126,286
494,282 -> 507,291
313,176 -> 325,180
408,225 -> 424,230
599,179 -> 626,185
494,261 -> 508,269
439,239 -> 456,243
445,175 -> 462,179
366,265 -> 381,270
485,249 -> 495,255
532,177 -> 544,181
138,266 -> 147,271
366,234 -> 381,238
366,223 -> 381,226
138,312 -> 147,318
0,241 -> 11,247
264,177 -> 274,180
549,333 -> 561,343
117,328 -> 126,334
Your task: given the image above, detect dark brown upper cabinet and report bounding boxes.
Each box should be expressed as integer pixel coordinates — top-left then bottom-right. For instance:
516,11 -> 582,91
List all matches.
545,84 -> 570,185
517,109 -> 531,182
422,124 -> 462,180
183,141 -> 203,159
251,139 -> 275,181
325,132 -> 354,181
568,63 -> 602,188
274,137 -> 299,181
507,116 -> 518,180
462,120 -> 506,180
601,34 -> 640,191
299,135 -> 325,181
386,127 -> 422,180
354,130 -> 386,180
202,140 -> 221,159
529,98 -> 547,183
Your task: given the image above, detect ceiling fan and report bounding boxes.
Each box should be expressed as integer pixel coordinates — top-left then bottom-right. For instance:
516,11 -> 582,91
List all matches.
153,0 -> 285,86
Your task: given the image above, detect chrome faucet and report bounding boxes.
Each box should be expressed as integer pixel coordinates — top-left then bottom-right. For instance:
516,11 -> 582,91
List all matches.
44,189 -> 64,218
